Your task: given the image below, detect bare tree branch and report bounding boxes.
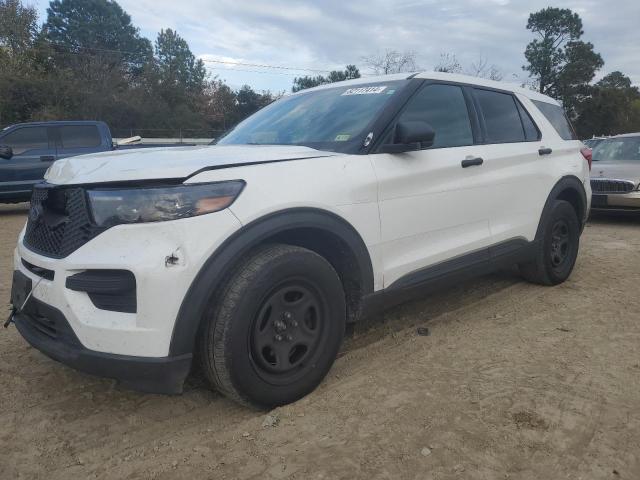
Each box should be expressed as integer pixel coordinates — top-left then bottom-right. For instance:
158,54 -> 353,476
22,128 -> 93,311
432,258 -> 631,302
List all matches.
362,49 -> 419,75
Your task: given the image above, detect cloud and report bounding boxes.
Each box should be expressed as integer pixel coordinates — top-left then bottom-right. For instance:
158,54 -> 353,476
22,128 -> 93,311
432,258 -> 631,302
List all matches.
31,0 -> 640,91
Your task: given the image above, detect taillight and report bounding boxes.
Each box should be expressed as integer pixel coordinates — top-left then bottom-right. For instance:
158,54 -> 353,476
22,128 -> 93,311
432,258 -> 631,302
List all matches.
580,147 -> 592,171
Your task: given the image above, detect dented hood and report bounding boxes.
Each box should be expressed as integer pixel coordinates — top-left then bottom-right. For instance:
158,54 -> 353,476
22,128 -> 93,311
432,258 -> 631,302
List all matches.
45,145 -> 337,185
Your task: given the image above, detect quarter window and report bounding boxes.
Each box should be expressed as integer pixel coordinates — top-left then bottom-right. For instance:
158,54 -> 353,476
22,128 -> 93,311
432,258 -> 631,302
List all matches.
475,89 -> 525,143
59,125 -> 101,149
532,100 -> 577,140
396,84 -> 473,148
1,127 -> 49,155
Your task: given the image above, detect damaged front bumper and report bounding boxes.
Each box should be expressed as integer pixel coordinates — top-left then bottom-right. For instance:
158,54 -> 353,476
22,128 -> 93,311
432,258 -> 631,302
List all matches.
9,208 -> 242,393
10,287 -> 191,394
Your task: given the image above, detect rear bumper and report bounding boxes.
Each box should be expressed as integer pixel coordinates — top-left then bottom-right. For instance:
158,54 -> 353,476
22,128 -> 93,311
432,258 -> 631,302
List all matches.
12,296 -> 192,394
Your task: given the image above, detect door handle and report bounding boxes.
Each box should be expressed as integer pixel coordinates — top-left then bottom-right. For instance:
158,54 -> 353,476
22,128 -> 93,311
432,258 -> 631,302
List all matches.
461,157 -> 483,168
538,147 -> 553,156
40,155 -> 55,162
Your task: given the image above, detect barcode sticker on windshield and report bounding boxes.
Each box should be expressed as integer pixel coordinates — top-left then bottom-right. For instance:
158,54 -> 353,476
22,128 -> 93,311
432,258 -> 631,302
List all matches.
342,86 -> 387,96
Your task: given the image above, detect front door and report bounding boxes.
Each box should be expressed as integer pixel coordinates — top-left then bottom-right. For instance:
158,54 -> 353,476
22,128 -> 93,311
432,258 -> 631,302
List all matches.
370,83 -> 494,288
0,126 -> 56,198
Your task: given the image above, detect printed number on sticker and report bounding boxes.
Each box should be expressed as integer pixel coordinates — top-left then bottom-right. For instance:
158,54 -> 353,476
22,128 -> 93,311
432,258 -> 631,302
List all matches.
342,86 -> 387,96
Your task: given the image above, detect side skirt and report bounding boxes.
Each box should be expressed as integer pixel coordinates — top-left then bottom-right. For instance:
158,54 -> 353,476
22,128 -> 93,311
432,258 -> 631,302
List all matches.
360,238 -> 537,318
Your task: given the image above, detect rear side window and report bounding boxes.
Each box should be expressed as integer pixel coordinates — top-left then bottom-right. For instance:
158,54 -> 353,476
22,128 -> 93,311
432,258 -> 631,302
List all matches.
59,125 -> 101,149
474,89 -> 525,143
1,127 -> 49,155
516,101 -> 541,141
532,100 -> 577,140
396,84 -> 473,148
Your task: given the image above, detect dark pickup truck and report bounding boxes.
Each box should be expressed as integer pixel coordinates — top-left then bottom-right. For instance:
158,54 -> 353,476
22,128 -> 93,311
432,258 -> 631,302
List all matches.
0,121 -> 194,203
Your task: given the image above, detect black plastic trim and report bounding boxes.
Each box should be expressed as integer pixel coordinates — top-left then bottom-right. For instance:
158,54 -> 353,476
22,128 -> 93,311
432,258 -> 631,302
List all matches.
363,238 -> 536,316
535,176 -> 588,237
169,208 -> 374,356
12,296 -> 191,394
66,270 -> 137,313
21,259 -> 55,281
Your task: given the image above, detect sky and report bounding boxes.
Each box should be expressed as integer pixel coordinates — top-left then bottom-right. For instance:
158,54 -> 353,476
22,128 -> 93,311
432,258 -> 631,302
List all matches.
29,0 -> 640,92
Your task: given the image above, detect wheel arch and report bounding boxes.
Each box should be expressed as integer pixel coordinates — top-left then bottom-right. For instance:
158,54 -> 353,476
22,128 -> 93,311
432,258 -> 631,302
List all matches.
169,207 -> 374,356
535,175 -> 588,241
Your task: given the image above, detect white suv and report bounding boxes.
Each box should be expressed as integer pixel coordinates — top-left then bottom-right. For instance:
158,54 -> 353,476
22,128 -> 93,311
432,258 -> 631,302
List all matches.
9,72 -> 591,408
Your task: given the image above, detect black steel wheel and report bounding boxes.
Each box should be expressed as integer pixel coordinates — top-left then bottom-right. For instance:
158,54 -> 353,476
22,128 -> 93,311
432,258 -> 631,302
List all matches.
520,200 -> 580,285
199,244 -> 346,409
250,281 -> 328,385
549,219 -> 570,270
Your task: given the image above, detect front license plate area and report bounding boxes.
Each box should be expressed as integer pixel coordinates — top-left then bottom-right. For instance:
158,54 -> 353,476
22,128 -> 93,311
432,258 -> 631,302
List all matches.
592,195 -> 608,207
10,271 -> 32,309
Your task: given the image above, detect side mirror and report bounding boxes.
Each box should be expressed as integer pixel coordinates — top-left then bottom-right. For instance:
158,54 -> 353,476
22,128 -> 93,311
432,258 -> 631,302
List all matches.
0,146 -> 13,160
380,121 -> 436,154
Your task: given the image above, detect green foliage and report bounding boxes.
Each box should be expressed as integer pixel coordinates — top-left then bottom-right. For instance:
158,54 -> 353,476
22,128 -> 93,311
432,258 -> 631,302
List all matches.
523,6 -> 603,112
0,0 -> 38,57
43,0 -> 152,74
292,65 -> 360,92
573,72 -> 640,138
155,28 -> 206,95
0,0 -> 279,137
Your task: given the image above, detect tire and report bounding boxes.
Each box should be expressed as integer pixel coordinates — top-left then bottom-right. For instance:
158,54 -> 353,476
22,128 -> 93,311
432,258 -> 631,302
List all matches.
520,200 -> 580,285
198,244 -> 346,409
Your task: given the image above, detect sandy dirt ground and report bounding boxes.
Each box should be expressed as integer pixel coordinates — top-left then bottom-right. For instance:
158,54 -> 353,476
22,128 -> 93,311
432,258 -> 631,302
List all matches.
1,202 -> 639,480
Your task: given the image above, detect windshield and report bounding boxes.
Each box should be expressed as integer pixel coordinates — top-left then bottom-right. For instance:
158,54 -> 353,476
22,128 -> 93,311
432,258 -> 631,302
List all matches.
217,81 -> 409,152
592,137 -> 640,162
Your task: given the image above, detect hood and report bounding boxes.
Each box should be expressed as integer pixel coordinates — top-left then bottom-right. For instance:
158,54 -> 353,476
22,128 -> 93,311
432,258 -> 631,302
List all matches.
591,161 -> 640,187
45,145 -> 337,185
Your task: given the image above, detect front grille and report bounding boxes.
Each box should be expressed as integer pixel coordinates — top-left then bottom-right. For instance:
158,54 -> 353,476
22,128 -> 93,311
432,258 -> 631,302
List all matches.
23,185 -> 103,258
590,179 -> 636,194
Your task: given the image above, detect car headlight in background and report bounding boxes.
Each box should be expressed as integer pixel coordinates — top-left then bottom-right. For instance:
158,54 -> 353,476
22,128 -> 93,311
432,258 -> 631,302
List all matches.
87,181 -> 245,228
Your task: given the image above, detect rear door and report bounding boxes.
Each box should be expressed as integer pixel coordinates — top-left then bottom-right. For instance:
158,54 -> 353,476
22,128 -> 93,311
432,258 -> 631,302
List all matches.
470,88 -> 547,245
371,82 -> 494,288
0,126 -> 56,196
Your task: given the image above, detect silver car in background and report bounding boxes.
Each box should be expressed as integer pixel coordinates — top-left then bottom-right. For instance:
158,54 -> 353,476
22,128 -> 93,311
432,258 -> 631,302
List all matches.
590,133 -> 640,212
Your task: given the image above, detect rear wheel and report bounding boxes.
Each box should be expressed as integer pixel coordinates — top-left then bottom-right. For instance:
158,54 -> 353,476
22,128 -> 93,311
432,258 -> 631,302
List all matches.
520,200 -> 580,285
199,244 -> 346,409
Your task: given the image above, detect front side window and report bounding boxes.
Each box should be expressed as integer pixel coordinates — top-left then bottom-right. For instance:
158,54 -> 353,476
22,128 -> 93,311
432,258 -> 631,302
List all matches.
218,81 -> 409,153
475,89 -> 525,143
1,127 -> 48,155
592,137 -> 640,162
395,84 -> 473,148
59,125 -> 101,149
532,100 -> 577,140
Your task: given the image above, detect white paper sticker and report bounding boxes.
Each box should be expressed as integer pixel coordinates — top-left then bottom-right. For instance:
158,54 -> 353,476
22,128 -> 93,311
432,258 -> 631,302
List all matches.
341,86 -> 387,96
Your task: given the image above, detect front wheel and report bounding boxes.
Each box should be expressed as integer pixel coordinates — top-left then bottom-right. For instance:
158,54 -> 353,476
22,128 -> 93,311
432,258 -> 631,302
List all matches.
198,244 -> 346,409
520,200 -> 580,285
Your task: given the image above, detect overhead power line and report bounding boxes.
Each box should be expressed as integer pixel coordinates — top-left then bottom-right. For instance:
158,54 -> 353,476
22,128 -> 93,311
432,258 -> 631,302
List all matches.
41,41 -> 343,75
200,58 -> 331,74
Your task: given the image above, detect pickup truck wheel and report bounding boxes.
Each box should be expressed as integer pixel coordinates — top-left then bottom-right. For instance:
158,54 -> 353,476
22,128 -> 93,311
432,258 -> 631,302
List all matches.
198,244 -> 346,409
520,200 -> 580,285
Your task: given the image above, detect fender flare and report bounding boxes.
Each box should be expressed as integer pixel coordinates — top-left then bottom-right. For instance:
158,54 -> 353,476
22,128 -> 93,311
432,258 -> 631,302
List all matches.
169,207 -> 374,356
535,175 -> 588,241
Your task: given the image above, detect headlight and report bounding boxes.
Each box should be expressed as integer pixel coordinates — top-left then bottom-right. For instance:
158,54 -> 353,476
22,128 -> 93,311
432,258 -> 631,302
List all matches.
87,181 -> 245,228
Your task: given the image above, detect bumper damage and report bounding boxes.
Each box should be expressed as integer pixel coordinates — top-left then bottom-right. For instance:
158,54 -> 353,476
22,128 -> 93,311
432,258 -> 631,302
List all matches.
9,279 -> 192,394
